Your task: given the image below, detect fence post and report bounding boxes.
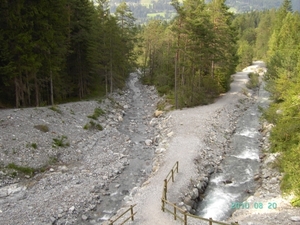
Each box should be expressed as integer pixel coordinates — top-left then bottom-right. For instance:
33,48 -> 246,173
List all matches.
130,205 -> 134,221
184,211 -> 187,225
164,179 -> 167,200
174,203 -> 177,220
209,218 -> 212,225
176,161 -> 179,173
172,168 -> 174,182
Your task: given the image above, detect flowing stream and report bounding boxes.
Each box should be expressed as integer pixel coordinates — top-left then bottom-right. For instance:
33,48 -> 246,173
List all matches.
197,62 -> 270,221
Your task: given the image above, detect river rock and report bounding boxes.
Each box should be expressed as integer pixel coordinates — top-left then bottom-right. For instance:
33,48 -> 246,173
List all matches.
69,206 -> 75,213
145,139 -> 152,146
154,110 -> 163,117
82,215 -> 88,221
191,188 -> 199,200
183,196 -> 194,207
290,216 -> 300,222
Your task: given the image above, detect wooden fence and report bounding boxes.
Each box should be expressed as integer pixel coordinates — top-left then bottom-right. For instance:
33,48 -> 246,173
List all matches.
161,161 -> 239,225
162,161 -> 179,201
108,204 -> 137,225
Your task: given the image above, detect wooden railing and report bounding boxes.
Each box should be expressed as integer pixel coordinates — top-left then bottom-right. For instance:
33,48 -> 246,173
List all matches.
162,161 -> 179,201
108,204 -> 137,225
161,161 -> 239,225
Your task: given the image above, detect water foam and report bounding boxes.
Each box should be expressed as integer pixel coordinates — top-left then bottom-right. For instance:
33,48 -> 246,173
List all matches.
233,148 -> 259,161
201,190 -> 239,220
238,128 -> 259,138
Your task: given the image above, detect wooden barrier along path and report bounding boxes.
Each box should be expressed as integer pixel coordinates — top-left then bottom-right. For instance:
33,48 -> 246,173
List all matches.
108,204 -> 137,225
161,161 -> 239,225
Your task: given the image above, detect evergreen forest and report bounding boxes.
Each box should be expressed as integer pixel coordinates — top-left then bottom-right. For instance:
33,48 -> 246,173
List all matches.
0,0 -> 137,107
0,0 -> 300,206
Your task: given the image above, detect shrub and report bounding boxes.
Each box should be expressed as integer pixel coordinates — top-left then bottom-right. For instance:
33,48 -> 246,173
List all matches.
246,72 -> 260,89
87,107 -> 105,120
83,120 -> 103,131
7,163 -> 35,176
49,105 -> 62,114
26,143 -> 37,149
34,124 -> 49,132
52,135 -> 70,148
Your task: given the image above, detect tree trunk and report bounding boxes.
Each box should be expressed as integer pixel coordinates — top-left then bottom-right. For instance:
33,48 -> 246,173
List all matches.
50,69 -> 54,105
14,77 -> 19,108
26,72 -> 31,106
35,75 -> 39,107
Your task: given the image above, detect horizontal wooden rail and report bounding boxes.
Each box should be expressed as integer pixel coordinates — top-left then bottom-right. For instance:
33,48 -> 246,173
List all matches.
109,204 -> 137,225
162,198 -> 239,225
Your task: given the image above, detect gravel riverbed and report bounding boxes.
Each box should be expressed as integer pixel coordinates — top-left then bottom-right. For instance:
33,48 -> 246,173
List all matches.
0,64 -> 299,225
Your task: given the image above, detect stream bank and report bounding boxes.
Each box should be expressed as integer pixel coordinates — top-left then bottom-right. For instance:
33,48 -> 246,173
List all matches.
0,71 -> 169,225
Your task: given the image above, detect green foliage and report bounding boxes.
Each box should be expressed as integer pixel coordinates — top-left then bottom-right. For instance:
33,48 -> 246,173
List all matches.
26,143 -> 37,149
262,1 -> 300,206
6,163 -> 35,176
83,120 -> 103,131
52,135 -> 70,148
49,105 -> 62,114
246,72 -> 260,89
34,124 -> 50,133
237,40 -> 253,70
87,107 -> 105,120
139,0 -> 238,109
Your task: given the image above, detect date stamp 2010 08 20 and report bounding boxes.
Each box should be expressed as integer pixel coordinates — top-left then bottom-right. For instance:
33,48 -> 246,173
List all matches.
231,202 -> 277,209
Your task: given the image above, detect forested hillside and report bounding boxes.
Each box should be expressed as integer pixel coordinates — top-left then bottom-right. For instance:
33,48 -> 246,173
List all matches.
108,0 -> 300,24
233,0 -> 300,207
225,0 -> 300,12
138,0 -> 237,108
0,0 -> 136,108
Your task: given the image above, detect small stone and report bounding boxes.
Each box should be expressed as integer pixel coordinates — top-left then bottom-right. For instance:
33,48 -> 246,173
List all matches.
115,184 -> 120,188
269,177 -> 277,184
290,216 -> 300,222
49,168 -> 54,172
154,110 -> 163,117
167,132 -> 174,137
69,206 -> 75,213
82,215 -> 88,221
145,139 -> 152,146
254,174 -> 260,181
191,188 -> 199,200
50,216 -> 56,223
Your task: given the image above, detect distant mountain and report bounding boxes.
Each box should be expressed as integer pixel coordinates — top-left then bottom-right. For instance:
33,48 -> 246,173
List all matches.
224,0 -> 300,13
109,0 -> 300,24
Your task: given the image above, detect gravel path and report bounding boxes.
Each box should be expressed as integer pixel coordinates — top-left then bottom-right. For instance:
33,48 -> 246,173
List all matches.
123,69 -> 256,225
